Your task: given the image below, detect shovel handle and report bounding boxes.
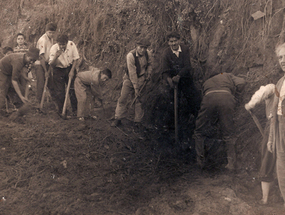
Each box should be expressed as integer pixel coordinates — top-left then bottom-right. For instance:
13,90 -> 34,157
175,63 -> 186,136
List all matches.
62,76 -> 72,116
40,76 -> 49,109
174,84 -> 179,144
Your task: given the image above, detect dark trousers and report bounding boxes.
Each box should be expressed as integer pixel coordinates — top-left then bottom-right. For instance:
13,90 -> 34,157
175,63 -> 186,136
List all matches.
0,72 -> 24,112
194,92 -> 235,158
35,64 -> 49,103
49,66 -> 77,114
259,122 -> 275,182
157,78 -> 201,127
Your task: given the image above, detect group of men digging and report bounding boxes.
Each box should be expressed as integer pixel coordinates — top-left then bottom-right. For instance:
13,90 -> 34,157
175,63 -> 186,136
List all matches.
0,23 -> 246,172
0,23 -> 112,121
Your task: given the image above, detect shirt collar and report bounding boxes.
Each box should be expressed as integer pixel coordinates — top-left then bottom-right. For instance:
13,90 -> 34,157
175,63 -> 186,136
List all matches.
171,45 -> 182,54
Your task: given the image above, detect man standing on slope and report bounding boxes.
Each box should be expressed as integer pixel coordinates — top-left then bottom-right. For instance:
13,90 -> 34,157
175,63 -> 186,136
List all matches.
49,34 -> 80,117
34,22 -> 57,107
111,39 -> 153,127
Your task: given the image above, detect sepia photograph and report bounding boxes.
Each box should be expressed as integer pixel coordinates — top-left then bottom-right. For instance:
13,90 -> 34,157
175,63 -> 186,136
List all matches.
1,0 -> 285,214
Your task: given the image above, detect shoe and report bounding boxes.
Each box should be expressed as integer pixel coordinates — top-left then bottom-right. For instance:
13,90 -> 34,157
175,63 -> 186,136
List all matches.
197,155 -> 206,169
78,117 -> 84,121
91,115 -> 97,120
111,119 -> 121,127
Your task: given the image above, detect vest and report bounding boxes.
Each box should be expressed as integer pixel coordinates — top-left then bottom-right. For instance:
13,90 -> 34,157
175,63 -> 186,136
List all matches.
126,50 -> 149,78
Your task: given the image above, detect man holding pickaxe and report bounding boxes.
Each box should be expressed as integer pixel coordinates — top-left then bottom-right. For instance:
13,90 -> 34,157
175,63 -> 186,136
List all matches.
49,34 -> 80,118
111,39 -> 153,127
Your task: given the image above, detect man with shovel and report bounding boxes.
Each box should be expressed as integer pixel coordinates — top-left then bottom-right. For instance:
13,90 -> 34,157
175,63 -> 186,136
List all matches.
0,47 -> 39,116
159,32 -> 201,138
111,38 -> 153,127
49,34 -> 80,118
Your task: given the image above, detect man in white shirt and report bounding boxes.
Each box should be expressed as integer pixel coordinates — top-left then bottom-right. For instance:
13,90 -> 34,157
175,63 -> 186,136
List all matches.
35,22 -> 57,106
49,34 -> 80,116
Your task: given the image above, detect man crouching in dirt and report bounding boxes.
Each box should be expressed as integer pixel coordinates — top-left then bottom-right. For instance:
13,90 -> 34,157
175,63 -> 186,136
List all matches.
0,47 -> 39,116
111,39 -> 153,128
193,72 -> 245,171
49,34 -> 80,118
74,67 -> 112,121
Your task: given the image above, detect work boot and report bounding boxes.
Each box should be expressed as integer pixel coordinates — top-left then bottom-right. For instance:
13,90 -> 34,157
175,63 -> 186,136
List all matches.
225,138 -> 237,171
111,119 -> 121,127
197,155 -> 206,169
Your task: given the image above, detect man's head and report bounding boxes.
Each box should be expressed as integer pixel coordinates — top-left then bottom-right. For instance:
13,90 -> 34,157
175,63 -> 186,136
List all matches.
26,47 -> 40,63
100,68 -> 112,82
3,46 -> 13,55
276,43 -> 285,72
136,39 -> 151,56
45,22 -> 57,39
16,33 -> 25,46
56,34 -> 69,51
166,32 -> 180,51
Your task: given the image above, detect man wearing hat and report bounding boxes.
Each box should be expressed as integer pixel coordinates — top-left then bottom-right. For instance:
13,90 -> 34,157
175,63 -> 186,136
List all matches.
0,47 -> 39,115
111,38 -> 153,127
34,22 -> 57,107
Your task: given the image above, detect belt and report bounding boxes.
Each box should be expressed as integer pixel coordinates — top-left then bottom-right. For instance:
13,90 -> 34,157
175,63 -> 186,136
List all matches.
205,90 -> 231,96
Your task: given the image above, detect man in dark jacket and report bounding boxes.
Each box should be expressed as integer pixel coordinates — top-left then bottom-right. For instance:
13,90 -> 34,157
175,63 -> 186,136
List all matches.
194,72 -> 245,170
0,47 -> 39,115
159,32 -> 200,130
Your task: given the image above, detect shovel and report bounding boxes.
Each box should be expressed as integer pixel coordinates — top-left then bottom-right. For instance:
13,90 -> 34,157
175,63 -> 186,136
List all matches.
40,67 -> 51,110
174,84 -> 179,144
61,76 -> 72,118
130,80 -> 148,107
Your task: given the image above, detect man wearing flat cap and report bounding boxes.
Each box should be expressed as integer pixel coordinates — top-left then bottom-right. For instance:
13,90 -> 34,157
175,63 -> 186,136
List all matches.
0,47 -> 39,115
111,38 -> 153,127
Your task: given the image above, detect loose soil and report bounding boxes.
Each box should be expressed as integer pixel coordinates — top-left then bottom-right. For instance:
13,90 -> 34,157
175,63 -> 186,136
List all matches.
0,96 -> 284,215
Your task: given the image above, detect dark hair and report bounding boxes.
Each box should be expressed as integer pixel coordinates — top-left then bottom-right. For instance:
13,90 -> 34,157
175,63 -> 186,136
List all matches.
101,68 -> 112,79
16,33 -> 25,39
45,22 -> 57,32
56,34 -> 68,44
166,32 -> 180,41
3,46 -> 13,54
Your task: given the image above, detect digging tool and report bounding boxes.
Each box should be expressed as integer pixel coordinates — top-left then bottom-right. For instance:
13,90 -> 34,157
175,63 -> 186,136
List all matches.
248,109 -> 265,138
24,83 -> 29,99
130,80 -> 148,107
62,76 -> 72,117
40,76 -> 49,110
174,84 -> 179,144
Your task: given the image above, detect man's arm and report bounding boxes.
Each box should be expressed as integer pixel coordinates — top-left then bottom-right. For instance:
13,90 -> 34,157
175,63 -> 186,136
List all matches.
146,50 -> 153,80
12,79 -> 28,103
69,58 -> 79,78
127,52 -> 139,95
245,84 -> 275,110
177,45 -> 192,77
39,53 -> 49,77
49,45 -> 62,67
